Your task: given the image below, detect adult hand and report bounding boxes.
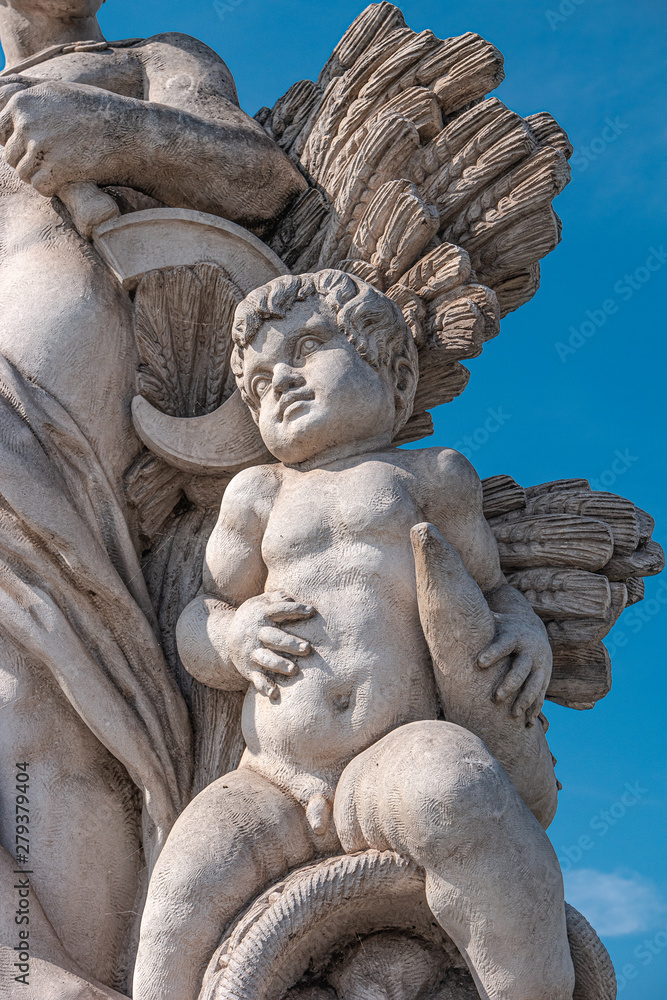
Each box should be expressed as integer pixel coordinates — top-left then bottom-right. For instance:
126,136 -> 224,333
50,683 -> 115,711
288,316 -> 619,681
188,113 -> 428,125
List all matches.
0,79 -> 123,195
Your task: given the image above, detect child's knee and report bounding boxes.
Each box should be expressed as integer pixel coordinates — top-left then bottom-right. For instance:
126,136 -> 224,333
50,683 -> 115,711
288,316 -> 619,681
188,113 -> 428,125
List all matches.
335,721 -> 515,859
394,729 -> 509,854
144,767 -> 318,934
141,773 -> 248,933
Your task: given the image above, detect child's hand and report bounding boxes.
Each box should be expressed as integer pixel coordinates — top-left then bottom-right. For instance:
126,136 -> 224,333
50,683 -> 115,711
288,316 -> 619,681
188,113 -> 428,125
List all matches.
228,591 -> 315,699
477,614 -> 552,725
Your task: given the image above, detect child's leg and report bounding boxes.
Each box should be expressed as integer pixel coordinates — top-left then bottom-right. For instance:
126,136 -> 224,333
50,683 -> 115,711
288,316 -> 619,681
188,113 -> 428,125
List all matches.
334,721 -> 575,1000
133,767 -> 318,1000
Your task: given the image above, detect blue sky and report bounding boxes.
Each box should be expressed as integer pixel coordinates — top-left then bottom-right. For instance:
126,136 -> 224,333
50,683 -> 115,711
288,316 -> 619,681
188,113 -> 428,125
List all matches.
7,0 -> 666,994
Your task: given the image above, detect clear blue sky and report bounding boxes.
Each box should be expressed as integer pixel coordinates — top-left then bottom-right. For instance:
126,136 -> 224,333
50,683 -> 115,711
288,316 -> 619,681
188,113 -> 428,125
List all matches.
8,1 -> 667,994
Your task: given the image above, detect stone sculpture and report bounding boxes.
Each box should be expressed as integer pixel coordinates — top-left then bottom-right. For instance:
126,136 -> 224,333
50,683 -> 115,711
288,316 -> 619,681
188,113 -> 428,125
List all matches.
134,269 -> 572,1000
0,2 -> 662,999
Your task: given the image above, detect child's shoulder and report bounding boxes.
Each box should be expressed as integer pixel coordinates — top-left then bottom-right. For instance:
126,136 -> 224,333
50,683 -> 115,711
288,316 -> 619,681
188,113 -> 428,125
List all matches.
400,445 -> 481,486
398,446 -> 483,517
222,463 -> 283,514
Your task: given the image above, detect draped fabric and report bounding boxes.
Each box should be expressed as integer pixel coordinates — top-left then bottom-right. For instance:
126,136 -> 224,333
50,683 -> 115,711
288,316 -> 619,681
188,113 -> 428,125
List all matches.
0,356 -> 192,861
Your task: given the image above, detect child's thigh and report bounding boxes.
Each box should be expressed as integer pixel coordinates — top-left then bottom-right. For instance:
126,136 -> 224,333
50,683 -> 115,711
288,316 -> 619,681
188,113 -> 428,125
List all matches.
146,766 -> 316,919
334,720 -> 525,857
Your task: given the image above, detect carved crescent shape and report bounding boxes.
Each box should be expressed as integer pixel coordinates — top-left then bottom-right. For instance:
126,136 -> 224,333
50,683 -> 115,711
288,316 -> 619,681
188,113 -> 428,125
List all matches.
93,207 -> 289,290
92,208 -> 288,474
131,390 -> 272,475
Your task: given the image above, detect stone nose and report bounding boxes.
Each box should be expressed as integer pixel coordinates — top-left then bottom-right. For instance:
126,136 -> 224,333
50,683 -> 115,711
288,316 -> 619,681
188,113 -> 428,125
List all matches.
272,364 -> 305,394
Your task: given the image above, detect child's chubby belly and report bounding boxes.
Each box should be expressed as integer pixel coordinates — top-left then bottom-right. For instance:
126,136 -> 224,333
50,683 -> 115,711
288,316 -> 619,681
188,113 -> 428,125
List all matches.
240,585 -> 439,807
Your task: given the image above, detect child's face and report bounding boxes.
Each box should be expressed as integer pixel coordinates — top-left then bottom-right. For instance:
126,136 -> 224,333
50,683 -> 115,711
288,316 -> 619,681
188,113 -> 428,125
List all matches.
240,298 -> 397,465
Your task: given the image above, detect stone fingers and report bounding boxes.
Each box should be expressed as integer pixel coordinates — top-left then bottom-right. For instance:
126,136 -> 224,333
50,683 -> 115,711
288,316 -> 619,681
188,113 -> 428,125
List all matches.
251,646 -> 297,676
495,650 -> 533,703
2,128 -> 26,167
247,668 -> 279,700
0,104 -> 16,145
258,625 -> 311,656
478,628 -> 516,668
264,600 -> 315,623
513,670 -> 549,722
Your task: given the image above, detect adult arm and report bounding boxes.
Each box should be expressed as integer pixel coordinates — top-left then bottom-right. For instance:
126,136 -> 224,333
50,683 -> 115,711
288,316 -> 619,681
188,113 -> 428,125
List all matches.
0,33 -> 307,229
424,448 -> 552,723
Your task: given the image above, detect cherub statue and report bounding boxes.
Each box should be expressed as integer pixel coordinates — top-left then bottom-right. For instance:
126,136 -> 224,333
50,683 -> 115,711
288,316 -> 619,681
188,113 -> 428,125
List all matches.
134,270 -> 575,1000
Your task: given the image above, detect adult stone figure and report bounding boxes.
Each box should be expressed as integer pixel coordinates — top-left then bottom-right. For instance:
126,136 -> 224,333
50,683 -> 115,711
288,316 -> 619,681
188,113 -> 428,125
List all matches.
0,2 -> 305,997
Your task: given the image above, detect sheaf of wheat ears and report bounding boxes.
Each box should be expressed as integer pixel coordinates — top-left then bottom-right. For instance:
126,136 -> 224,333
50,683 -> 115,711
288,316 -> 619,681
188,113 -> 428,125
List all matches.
168,266 -> 203,413
136,368 -> 174,415
204,273 -> 242,414
318,40 -> 450,183
421,121 -> 523,209
162,263 -> 240,416
186,265 -> 233,414
135,271 -> 183,414
446,152 -> 555,248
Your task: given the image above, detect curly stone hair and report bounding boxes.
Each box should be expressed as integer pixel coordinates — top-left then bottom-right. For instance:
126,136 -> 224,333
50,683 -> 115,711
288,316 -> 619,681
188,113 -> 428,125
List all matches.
231,269 -> 418,436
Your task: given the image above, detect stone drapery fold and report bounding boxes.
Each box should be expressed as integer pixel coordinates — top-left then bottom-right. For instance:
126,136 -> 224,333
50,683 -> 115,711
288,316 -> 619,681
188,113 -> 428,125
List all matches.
0,356 -> 192,861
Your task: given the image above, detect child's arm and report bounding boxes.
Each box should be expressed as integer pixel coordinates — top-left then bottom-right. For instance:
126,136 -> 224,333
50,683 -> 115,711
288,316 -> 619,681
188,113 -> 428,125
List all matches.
176,466 -> 313,699
425,449 -> 552,725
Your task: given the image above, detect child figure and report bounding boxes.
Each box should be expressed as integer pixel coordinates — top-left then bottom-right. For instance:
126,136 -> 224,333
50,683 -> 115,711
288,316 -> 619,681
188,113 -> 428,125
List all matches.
134,271 -> 575,1000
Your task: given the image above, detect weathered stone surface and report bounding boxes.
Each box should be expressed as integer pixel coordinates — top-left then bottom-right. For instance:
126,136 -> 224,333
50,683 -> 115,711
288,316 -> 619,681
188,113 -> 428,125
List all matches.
0,4 -> 657,1000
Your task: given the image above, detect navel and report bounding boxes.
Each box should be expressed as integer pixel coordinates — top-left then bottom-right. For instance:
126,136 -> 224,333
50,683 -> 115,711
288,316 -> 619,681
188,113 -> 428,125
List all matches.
332,691 -> 352,712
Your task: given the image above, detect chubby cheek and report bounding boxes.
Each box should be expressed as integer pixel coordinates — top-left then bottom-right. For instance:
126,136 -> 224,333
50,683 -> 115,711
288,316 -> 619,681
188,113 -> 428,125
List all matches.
307,349 -> 352,393
257,403 -> 303,451
328,349 -> 388,402
330,366 -> 394,426
257,406 -> 280,450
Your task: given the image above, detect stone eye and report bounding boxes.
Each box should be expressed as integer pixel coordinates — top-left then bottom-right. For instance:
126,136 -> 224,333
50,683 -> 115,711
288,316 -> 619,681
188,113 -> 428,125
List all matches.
252,376 -> 271,398
299,337 -> 319,356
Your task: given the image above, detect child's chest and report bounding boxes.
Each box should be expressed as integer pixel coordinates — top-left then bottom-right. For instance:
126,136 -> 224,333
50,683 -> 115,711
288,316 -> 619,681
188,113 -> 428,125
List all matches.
262,462 -> 424,563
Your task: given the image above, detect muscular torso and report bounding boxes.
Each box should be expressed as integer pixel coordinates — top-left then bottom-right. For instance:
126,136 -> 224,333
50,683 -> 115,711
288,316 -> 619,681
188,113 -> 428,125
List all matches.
0,46 -> 149,484
0,47 -> 165,982
241,453 -> 441,802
